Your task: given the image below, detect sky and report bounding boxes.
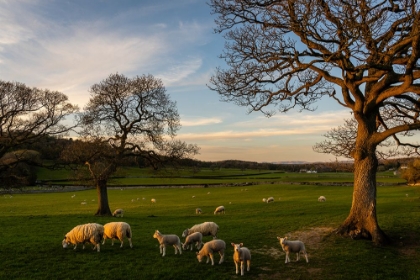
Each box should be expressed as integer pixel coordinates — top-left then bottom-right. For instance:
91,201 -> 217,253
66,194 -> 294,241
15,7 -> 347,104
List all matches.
0,0 -> 353,163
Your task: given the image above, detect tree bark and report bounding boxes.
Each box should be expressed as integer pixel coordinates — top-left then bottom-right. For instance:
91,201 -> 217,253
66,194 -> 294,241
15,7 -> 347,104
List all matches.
336,151 -> 390,245
94,179 -> 112,216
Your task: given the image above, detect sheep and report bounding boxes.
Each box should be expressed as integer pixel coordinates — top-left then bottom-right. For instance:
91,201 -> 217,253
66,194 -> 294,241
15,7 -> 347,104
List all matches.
182,231 -> 203,251
112,208 -> 124,217
151,198 -> 156,203
182,222 -> 219,239
153,230 -> 182,257
214,205 -> 225,215
231,243 -> 251,276
277,236 -> 308,263
62,223 -> 104,252
196,239 -> 226,265
262,198 -> 267,202
102,222 -> 133,248
318,196 -> 326,202
196,208 -> 202,214
266,197 -> 274,203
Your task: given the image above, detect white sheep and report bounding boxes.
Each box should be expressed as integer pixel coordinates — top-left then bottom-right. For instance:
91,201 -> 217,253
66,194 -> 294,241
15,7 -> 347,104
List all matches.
196,208 -> 202,214
182,222 -> 219,239
277,236 -> 308,263
231,243 -> 251,276
151,198 -> 156,203
266,197 -> 274,203
196,239 -> 226,265
153,230 -> 182,257
112,208 -> 124,217
102,222 -> 133,248
182,232 -> 203,251
62,223 -> 104,252
318,196 -> 326,202
214,205 -> 225,215
262,198 -> 267,202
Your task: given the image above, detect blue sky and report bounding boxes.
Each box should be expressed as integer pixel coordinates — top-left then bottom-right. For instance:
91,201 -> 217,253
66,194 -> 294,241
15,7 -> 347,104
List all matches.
0,0 -> 352,163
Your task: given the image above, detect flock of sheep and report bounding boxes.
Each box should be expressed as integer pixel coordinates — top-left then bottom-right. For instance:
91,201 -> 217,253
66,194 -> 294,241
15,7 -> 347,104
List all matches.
62,199 -> 315,276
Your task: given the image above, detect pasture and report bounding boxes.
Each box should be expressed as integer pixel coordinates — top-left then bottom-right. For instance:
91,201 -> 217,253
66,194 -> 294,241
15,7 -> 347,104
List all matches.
0,170 -> 419,279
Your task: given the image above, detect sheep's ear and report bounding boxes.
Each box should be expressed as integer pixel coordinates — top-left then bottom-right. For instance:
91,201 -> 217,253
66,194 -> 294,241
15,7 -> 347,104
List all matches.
231,243 -> 235,246
277,236 -> 280,240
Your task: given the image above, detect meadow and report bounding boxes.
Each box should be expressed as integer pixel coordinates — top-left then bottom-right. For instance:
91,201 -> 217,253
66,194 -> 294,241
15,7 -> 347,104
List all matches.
0,169 -> 419,280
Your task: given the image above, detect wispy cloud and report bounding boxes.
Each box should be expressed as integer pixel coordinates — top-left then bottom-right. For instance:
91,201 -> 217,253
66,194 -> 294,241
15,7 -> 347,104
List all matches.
181,117 -> 223,127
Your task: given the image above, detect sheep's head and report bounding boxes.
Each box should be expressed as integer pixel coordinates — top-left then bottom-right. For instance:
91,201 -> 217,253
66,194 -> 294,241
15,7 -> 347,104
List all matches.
181,229 -> 189,237
231,243 -> 244,252
62,236 -> 71,248
196,252 -> 204,262
277,237 -> 288,249
153,230 -> 160,239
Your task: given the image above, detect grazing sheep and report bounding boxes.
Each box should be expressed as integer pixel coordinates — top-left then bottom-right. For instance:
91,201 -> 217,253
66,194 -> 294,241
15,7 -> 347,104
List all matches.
318,196 -> 326,202
277,237 -> 308,263
112,208 -> 124,217
262,198 -> 267,202
151,198 -> 156,203
62,223 -> 104,252
196,239 -> 226,265
231,243 -> 251,276
182,232 -> 203,251
214,205 -> 225,215
182,222 -> 219,239
196,208 -> 202,214
266,197 -> 274,203
102,222 -> 133,248
153,230 -> 182,257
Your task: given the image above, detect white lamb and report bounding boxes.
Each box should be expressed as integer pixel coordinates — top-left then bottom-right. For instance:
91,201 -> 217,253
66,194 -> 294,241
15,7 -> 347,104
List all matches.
62,223 -> 104,252
151,198 -> 156,203
266,197 -> 274,203
262,198 -> 267,202
153,230 -> 182,257
182,222 -> 219,239
182,232 -> 203,251
214,205 -> 225,215
102,222 -> 133,248
112,208 -> 124,217
232,243 -> 251,276
196,239 -> 226,265
196,208 -> 202,214
277,236 -> 308,263
318,196 -> 326,202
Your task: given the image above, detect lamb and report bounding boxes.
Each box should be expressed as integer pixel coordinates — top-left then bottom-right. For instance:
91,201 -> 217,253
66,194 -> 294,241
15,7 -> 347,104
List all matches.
277,236 -> 308,263
196,208 -> 202,214
266,197 -> 274,203
182,232 -> 203,251
62,223 -> 104,252
102,222 -> 133,248
151,198 -> 156,203
262,198 -> 267,202
153,230 -> 182,257
196,239 -> 226,265
214,205 -> 225,214
112,208 -> 124,217
182,222 -> 219,239
318,196 -> 326,202
231,243 -> 251,276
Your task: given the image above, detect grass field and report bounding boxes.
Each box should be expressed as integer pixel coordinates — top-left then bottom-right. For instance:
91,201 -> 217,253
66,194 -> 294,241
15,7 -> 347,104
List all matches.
0,170 -> 419,279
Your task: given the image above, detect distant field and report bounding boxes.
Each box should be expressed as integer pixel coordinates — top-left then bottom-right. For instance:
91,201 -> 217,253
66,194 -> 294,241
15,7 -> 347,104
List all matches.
0,170 -> 418,280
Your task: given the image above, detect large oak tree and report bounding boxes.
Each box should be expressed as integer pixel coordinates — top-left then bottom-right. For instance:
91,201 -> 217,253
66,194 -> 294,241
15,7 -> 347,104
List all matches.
209,0 -> 420,245
65,73 -> 199,216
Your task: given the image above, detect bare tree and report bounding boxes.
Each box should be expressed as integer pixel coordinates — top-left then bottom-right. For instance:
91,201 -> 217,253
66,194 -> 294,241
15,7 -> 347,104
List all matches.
209,0 -> 420,245
65,73 -> 199,216
0,80 -> 79,182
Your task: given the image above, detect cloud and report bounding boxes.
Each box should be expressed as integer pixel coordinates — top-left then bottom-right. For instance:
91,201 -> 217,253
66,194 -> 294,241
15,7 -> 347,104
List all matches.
181,117 -> 223,127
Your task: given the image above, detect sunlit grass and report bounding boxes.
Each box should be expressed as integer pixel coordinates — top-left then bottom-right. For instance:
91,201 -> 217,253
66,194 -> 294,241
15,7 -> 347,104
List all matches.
1,180 -> 419,279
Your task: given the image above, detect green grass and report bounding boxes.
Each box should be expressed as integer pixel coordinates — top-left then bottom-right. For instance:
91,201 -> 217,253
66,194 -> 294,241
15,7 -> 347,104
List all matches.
1,179 -> 419,280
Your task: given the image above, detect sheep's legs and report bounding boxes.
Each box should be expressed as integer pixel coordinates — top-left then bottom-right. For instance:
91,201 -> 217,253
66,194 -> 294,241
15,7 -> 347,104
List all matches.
240,261 -> 245,276
128,238 -> 133,248
247,260 -> 251,271
235,262 -> 239,274
208,254 -> 214,265
296,252 -> 300,261
285,252 -> 290,263
218,252 -> 225,264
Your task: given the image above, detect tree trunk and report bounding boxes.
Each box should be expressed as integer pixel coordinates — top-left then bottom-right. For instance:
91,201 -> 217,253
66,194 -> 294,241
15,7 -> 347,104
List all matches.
94,179 -> 112,216
336,151 -> 390,245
